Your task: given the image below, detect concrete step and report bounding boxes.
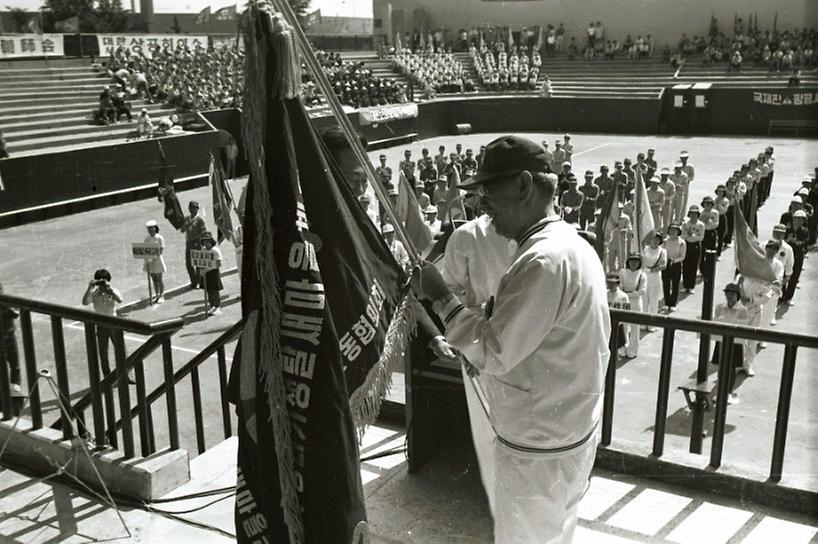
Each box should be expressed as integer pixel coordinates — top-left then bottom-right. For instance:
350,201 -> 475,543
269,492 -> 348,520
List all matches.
6,122 -> 146,153
0,65 -> 94,76
0,88 -> 108,100
0,78 -> 109,90
0,102 -> 167,124
157,437 -> 238,538
3,110 -> 176,141
0,95 -> 102,108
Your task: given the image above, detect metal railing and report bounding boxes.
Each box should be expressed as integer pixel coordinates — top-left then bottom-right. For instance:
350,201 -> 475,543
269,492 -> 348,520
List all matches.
111,320 -> 243,455
0,293 -> 183,460
604,308 -> 818,482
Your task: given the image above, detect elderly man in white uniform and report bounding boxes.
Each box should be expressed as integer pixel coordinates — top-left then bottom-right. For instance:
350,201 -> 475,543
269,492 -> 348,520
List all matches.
412,136 -> 611,544
441,211 -> 514,517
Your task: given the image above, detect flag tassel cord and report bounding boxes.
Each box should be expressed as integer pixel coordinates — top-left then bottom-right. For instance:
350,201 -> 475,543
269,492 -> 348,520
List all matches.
268,0 -> 422,265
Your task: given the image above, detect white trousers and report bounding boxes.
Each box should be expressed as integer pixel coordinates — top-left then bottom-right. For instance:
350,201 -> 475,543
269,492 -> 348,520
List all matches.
462,365 -> 496,517
625,292 -> 643,357
493,433 -> 598,544
645,272 -> 662,315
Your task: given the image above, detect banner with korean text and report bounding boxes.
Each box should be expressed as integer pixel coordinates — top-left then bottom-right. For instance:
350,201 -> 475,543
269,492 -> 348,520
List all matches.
0,34 -> 64,59
97,34 -> 207,57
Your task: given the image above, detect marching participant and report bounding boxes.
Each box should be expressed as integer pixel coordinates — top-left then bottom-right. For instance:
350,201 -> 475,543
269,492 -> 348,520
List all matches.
619,253 -> 647,357
670,162 -> 690,224
681,205 -> 705,294
642,232 -> 667,323
710,282 -> 751,404
679,150 -> 695,212
412,136 -> 610,544
700,196 -> 720,274
782,210 -> 809,305
647,175 -> 665,231
714,184 -> 730,256
658,167 -> 676,230
662,223 -> 686,311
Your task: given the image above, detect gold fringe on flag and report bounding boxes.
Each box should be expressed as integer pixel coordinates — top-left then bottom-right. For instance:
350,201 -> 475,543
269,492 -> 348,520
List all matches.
241,4 -> 304,543
348,291 -> 418,441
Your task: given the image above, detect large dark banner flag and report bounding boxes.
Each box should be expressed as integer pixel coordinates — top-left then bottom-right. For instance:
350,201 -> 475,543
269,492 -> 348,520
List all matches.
233,6 -> 410,543
156,142 -> 185,230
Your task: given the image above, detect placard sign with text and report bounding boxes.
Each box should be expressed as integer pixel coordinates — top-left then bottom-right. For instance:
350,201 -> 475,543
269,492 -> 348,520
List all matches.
190,249 -> 217,270
132,242 -> 162,259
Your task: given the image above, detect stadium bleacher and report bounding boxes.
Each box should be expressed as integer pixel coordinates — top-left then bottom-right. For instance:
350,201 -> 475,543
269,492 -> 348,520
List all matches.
0,58 -> 176,156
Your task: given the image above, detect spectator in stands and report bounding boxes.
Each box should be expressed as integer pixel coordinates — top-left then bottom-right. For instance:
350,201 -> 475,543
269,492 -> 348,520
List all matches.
728,49 -> 743,71
112,90 -> 133,122
225,136 -> 238,179
137,109 -> 153,138
97,87 -> 116,125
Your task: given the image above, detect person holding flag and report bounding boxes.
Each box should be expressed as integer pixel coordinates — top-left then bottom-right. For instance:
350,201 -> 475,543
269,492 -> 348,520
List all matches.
412,135 -> 610,544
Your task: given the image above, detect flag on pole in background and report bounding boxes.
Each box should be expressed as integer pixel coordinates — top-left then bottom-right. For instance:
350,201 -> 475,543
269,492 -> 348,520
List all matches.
396,170 -> 433,253
733,201 -> 776,282
233,8 -> 412,543
209,152 -> 235,244
630,166 -> 655,254
305,8 -> 322,26
156,142 -> 184,230
214,5 -> 237,20
594,182 -> 621,260
194,6 -> 211,25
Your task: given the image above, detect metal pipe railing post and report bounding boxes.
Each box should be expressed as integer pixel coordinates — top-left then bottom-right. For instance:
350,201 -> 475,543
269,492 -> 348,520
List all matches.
217,345 -> 233,439
161,337 -> 180,450
51,317 -> 73,439
191,366 -> 206,454
691,248 -> 717,453
653,328 -> 676,457
0,310 -> 12,420
709,335 -> 734,469
601,319 -> 620,447
134,353 -> 151,457
770,344 -> 798,482
113,329 -> 135,458
20,310 -> 42,428
83,323 -> 107,446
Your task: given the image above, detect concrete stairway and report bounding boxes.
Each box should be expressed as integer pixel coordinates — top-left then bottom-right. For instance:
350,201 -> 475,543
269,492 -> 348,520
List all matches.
0,58 -> 176,156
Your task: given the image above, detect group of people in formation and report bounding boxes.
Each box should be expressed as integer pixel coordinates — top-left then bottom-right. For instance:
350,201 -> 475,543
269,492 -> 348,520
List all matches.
391,48 -> 477,96
372,136 -> 815,403
471,41 -> 543,91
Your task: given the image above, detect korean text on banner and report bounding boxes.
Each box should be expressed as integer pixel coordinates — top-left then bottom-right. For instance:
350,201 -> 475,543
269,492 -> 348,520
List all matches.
358,103 -> 419,125
97,34 -> 207,57
0,34 -> 64,59
190,249 -> 217,270
132,243 -> 162,259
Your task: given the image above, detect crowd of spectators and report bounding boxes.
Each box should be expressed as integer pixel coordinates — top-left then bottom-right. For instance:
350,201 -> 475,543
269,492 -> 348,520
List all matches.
311,49 -> 408,109
689,21 -> 815,74
104,44 -> 244,112
471,42 -> 541,91
391,48 -> 475,96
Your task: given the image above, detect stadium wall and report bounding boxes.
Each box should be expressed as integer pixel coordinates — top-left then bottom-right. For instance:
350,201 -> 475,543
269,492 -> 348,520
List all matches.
0,131 -> 220,224
375,0 -> 815,46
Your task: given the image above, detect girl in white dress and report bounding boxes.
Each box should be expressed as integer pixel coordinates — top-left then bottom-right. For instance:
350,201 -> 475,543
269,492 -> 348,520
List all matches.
642,232 -> 667,330
143,219 -> 167,303
619,254 -> 647,357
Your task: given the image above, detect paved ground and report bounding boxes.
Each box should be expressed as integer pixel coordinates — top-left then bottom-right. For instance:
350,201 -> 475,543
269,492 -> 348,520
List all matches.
0,132 -> 817,540
2,424 -> 817,543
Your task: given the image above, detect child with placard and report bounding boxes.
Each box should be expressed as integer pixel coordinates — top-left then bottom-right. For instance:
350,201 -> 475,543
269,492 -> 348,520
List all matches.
200,231 -> 223,315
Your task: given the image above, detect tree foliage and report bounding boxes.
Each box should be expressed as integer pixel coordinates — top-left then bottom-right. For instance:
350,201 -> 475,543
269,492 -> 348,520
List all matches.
42,0 -> 127,32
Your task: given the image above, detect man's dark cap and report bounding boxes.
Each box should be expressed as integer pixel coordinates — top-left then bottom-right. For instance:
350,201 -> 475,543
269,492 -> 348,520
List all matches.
460,136 -> 548,189
189,200 -> 199,208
